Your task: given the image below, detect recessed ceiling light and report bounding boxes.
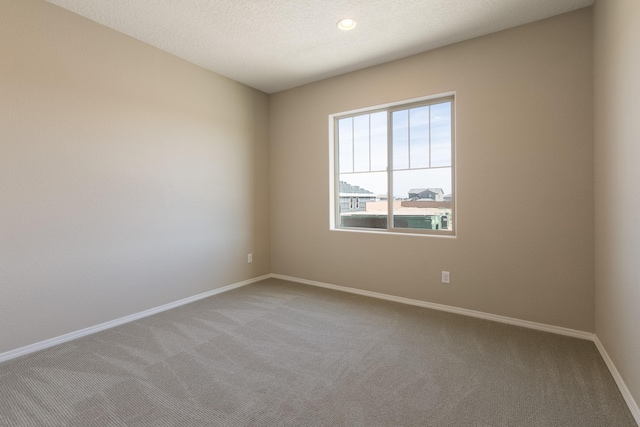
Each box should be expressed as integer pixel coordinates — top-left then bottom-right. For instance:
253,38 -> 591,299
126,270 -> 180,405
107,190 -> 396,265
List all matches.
337,18 -> 357,31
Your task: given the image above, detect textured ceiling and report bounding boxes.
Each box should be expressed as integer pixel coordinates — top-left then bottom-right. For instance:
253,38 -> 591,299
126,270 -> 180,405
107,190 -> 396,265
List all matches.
46,0 -> 594,94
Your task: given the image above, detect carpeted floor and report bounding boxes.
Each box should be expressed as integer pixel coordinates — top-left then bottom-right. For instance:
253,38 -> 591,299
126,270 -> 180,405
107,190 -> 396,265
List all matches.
0,278 -> 636,426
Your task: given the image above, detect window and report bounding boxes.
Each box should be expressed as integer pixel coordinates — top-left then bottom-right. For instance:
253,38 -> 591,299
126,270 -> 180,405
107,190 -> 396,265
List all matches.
331,94 -> 455,235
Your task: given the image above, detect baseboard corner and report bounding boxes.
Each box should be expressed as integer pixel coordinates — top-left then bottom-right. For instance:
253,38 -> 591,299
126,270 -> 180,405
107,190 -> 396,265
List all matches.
593,335 -> 640,425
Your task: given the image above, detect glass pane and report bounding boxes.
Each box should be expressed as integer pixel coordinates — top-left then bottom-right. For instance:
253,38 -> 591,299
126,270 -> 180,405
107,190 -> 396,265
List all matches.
338,118 -> 353,173
353,115 -> 370,172
392,110 -> 409,170
430,102 -> 452,167
339,172 -> 387,229
392,168 -> 453,231
370,111 -> 387,172
409,106 -> 429,168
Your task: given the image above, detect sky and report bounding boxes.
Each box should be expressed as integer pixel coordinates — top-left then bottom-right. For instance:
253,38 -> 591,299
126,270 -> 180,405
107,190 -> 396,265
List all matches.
338,101 -> 453,197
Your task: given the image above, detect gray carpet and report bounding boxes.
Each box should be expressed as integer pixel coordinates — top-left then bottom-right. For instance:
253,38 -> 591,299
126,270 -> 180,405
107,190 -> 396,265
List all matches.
0,278 -> 635,426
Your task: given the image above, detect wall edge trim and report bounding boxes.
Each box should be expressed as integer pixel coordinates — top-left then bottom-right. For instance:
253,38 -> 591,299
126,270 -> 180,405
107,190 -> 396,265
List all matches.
0,274 -> 270,363
593,336 -> 640,425
269,273 -> 593,339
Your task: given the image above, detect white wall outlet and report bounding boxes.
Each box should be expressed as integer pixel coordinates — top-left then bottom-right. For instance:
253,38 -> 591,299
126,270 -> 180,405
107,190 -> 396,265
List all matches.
441,271 -> 450,284
247,253 -> 253,263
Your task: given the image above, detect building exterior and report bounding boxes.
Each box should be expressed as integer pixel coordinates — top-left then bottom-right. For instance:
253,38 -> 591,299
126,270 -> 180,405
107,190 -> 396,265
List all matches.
338,181 -> 376,213
407,188 -> 445,201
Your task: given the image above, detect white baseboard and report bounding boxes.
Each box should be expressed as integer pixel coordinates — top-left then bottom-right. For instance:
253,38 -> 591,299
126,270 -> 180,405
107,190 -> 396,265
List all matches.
2,272 -> 637,425
593,336 -> 640,425
270,273 -> 640,425
0,274 -> 270,364
270,274 -> 594,340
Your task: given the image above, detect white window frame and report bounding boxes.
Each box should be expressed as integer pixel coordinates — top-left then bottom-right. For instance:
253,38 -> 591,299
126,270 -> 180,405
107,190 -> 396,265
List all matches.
329,92 -> 456,237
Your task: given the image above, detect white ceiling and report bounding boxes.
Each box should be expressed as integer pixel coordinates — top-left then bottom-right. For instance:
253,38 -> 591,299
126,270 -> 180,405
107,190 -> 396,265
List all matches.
47,0 -> 594,94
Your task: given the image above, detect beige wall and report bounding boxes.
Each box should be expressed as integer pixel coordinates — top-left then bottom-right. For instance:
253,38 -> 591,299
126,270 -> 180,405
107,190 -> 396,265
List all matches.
0,0 -> 269,354
594,0 -> 640,411
270,9 -> 594,331
0,0 -> 605,366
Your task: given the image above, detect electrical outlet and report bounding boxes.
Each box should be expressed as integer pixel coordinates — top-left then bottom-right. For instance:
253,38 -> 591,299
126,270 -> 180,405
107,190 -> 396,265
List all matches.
441,271 -> 450,284
248,253 -> 253,263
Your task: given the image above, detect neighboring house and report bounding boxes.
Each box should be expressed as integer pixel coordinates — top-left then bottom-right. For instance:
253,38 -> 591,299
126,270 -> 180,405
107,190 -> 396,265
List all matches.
407,188 -> 445,201
443,193 -> 452,202
339,181 -> 376,212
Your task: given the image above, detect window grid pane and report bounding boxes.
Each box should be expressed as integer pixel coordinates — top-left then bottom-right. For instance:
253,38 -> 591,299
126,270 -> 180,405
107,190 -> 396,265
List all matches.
409,106 -> 430,169
353,115 -> 370,172
429,102 -> 452,167
338,118 -> 353,173
392,110 -> 409,170
370,112 -> 387,172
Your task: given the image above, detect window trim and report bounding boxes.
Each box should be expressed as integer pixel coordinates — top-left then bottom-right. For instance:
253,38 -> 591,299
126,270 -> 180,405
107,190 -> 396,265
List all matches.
329,92 -> 456,237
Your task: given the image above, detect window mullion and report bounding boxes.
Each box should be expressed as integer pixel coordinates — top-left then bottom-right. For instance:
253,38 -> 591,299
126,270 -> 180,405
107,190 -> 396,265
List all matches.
335,118 -> 341,227
428,105 -> 432,168
368,114 -> 372,172
408,109 -> 411,170
387,110 -> 393,230
351,117 -> 355,173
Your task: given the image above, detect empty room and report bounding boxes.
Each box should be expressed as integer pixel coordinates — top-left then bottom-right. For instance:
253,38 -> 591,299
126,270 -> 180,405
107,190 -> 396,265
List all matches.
1,0 -> 639,425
